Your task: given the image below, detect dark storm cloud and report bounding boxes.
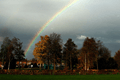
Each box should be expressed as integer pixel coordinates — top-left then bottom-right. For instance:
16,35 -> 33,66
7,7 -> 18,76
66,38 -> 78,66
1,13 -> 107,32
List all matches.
0,27 -> 13,38
0,0 -> 120,59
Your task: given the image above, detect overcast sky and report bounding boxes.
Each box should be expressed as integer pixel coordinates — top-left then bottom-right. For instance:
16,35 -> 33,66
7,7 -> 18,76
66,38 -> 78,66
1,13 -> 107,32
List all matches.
0,0 -> 120,60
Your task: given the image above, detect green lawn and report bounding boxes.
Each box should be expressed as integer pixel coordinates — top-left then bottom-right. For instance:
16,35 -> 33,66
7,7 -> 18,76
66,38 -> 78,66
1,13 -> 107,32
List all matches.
0,74 -> 120,80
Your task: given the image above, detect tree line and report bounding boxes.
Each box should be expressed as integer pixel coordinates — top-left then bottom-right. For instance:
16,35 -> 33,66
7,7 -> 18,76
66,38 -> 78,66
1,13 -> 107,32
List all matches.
0,32 -> 120,71
33,32 -> 120,71
0,37 -> 24,70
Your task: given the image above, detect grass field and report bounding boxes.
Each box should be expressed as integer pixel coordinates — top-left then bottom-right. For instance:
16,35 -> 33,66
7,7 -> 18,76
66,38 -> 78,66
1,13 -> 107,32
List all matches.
1,74 -> 120,80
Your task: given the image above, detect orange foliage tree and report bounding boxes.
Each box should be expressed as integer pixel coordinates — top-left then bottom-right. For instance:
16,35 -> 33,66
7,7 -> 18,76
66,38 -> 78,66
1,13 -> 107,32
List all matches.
78,37 -> 98,70
33,33 -> 62,71
114,50 -> 120,69
33,35 -> 50,69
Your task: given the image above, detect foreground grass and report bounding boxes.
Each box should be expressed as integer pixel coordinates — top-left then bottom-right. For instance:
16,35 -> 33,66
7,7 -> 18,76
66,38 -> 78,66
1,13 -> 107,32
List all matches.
1,74 -> 120,80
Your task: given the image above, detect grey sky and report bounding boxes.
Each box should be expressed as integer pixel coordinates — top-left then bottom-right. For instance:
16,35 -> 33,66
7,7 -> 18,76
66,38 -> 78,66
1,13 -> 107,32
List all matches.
0,0 -> 120,59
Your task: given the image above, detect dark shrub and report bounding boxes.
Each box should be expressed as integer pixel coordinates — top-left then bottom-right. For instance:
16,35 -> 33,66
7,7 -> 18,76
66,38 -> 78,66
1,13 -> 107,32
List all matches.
24,64 -> 28,68
98,58 -> 107,69
33,63 -> 38,68
107,57 -> 118,69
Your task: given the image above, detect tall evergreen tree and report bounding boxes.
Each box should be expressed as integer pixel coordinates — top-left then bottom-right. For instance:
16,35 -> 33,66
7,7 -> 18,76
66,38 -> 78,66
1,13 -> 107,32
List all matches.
49,33 -> 62,72
63,38 -> 78,70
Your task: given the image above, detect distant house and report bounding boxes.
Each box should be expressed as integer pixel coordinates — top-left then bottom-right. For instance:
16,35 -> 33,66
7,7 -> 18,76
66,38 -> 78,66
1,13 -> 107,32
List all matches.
0,59 -> 65,69
15,59 -> 44,68
16,59 -> 27,68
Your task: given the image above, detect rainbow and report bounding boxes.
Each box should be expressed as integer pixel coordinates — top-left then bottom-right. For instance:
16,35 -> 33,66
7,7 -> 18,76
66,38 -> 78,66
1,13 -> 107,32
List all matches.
24,0 -> 79,56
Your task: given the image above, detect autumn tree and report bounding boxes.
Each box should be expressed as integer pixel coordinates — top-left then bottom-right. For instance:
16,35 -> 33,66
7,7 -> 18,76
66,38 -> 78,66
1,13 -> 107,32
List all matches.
98,46 -> 111,60
2,38 -> 14,70
78,38 -> 111,70
97,40 -> 111,59
7,43 -> 14,70
114,50 -> 120,69
49,33 -> 62,72
96,41 -> 111,69
12,37 -> 25,69
33,35 -> 50,69
0,37 -> 24,70
77,47 -> 87,70
0,37 -> 11,69
63,38 -> 78,70
78,37 -> 98,70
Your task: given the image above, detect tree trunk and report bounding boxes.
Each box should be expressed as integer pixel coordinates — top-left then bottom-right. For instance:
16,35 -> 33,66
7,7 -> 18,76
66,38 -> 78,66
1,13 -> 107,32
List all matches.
48,58 -> 49,70
2,54 -> 4,65
97,58 -> 98,70
87,59 -> 89,71
54,59 -> 56,70
85,54 -> 86,71
39,63 -> 41,70
8,59 -> 10,70
70,53 -> 72,70
87,53 -> 89,71
19,60 -> 20,70
65,53 -> 67,68
53,54 -> 56,74
2,57 -> 4,69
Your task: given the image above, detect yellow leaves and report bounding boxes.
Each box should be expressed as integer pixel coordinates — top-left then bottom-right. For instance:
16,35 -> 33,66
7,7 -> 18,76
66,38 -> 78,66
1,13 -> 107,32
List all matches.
33,35 -> 50,62
40,36 -> 44,40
